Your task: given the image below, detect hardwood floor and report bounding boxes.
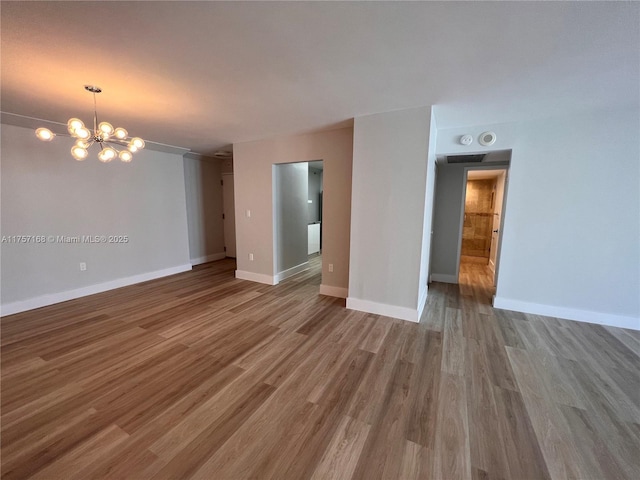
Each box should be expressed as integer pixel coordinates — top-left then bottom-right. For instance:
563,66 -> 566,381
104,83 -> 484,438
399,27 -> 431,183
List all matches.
2,255 -> 639,479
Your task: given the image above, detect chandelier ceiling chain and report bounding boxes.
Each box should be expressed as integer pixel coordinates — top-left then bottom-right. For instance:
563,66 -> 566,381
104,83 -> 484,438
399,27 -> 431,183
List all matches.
35,85 -> 145,163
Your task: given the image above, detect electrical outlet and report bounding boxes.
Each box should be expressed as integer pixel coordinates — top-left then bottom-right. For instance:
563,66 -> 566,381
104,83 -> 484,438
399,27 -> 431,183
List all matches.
328,263 -> 333,273
249,253 -> 254,261
79,262 -> 87,271
246,209 -> 251,218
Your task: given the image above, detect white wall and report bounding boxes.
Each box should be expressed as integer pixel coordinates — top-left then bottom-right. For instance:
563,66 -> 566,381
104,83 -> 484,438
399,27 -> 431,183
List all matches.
348,106 -> 432,322
435,106 -> 640,329
183,153 -> 226,265
274,162 -> 309,277
233,127 -> 353,296
418,108 -> 438,316
430,164 -> 467,283
1,123 -> 191,315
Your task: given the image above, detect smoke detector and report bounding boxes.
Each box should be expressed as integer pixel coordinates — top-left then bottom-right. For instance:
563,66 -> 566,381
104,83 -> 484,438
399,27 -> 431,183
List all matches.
459,134 -> 473,146
479,131 -> 497,146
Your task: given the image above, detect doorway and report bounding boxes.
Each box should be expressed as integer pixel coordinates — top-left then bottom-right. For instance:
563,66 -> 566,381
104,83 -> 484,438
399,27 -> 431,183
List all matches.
459,168 -> 508,290
273,160 -> 324,285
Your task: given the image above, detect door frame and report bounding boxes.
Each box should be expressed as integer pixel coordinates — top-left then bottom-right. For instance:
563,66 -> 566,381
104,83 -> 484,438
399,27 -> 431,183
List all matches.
458,165 -> 510,290
221,173 -> 236,258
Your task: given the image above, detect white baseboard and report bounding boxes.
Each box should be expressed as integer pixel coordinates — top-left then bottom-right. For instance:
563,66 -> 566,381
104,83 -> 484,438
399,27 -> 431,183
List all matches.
493,296 -> 640,331
346,297 -> 419,323
0,264 -> 193,317
274,261 -> 309,283
417,287 -> 428,320
190,252 -> 226,266
319,284 -> 348,298
235,270 -> 277,285
430,273 -> 458,284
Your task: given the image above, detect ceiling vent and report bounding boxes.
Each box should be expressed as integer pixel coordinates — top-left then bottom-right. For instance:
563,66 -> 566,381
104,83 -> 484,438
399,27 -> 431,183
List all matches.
446,154 -> 486,164
213,150 -> 233,158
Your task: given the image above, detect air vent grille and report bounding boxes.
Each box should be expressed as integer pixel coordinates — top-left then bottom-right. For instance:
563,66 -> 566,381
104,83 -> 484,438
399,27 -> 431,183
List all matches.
447,154 -> 486,164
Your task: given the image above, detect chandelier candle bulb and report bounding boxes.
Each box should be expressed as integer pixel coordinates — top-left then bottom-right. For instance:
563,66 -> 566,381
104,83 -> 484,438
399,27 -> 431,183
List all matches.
98,147 -> 117,163
71,146 -> 88,161
131,137 -> 145,149
114,128 -> 127,139
98,122 -> 114,134
35,128 -> 55,141
67,118 -> 84,133
75,127 -> 91,139
34,85 -> 144,163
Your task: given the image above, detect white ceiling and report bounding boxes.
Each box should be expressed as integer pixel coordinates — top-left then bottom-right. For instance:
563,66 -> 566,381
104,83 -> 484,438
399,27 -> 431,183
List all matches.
2,1 -> 638,156
467,169 -> 505,180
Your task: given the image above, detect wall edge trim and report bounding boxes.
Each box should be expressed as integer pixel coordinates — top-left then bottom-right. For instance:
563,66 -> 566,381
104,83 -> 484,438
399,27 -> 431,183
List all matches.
319,284 -> 348,298
417,287 -> 428,320
274,261 -> 309,283
190,252 -> 227,266
346,297 -> 419,323
493,296 -> 640,331
235,270 -> 277,285
430,273 -> 458,284
1,264 -> 193,317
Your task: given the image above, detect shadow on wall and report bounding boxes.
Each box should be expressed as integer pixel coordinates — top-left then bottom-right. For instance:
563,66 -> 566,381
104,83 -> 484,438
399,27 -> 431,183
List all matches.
183,154 -> 227,264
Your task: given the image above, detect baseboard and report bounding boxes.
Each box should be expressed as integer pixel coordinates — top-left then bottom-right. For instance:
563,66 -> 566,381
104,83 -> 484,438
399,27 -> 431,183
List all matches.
319,284 -> 348,298
235,270 -> 277,285
430,273 -> 458,284
346,297 -> 419,323
190,252 -> 226,266
274,261 -> 309,283
493,296 -> 640,331
417,287 -> 428,320
0,264 -> 193,317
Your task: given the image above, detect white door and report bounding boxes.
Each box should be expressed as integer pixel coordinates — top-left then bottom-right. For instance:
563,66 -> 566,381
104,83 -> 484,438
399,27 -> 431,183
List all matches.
222,173 -> 236,258
490,211 -> 500,270
489,170 -> 508,286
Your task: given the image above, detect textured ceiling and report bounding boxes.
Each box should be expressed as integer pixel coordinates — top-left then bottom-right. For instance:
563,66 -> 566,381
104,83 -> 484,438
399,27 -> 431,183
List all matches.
2,1 -> 638,155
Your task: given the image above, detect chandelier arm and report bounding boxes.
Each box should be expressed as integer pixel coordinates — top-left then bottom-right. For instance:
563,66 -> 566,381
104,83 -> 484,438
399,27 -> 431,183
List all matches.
105,139 -> 130,146
93,91 -> 98,134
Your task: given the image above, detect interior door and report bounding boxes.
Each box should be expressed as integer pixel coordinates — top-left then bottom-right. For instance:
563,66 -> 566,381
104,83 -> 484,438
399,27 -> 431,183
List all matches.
490,211 -> 500,270
222,173 -> 236,258
490,170 -> 508,286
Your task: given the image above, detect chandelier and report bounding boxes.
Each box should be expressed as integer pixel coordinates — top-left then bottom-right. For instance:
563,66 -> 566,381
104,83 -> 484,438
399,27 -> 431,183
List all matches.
35,85 -> 145,163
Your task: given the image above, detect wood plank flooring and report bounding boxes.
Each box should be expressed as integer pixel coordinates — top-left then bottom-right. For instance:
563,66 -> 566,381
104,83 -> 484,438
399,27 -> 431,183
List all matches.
2,256 -> 639,479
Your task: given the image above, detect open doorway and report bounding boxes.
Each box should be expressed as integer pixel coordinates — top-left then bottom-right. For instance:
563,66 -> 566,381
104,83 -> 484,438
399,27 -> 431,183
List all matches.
273,160 -> 324,286
429,149 -> 511,305
459,168 -> 508,293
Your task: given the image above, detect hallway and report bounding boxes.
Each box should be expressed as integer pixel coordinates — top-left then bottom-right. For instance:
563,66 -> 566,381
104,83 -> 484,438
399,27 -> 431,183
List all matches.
458,254 -> 495,306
